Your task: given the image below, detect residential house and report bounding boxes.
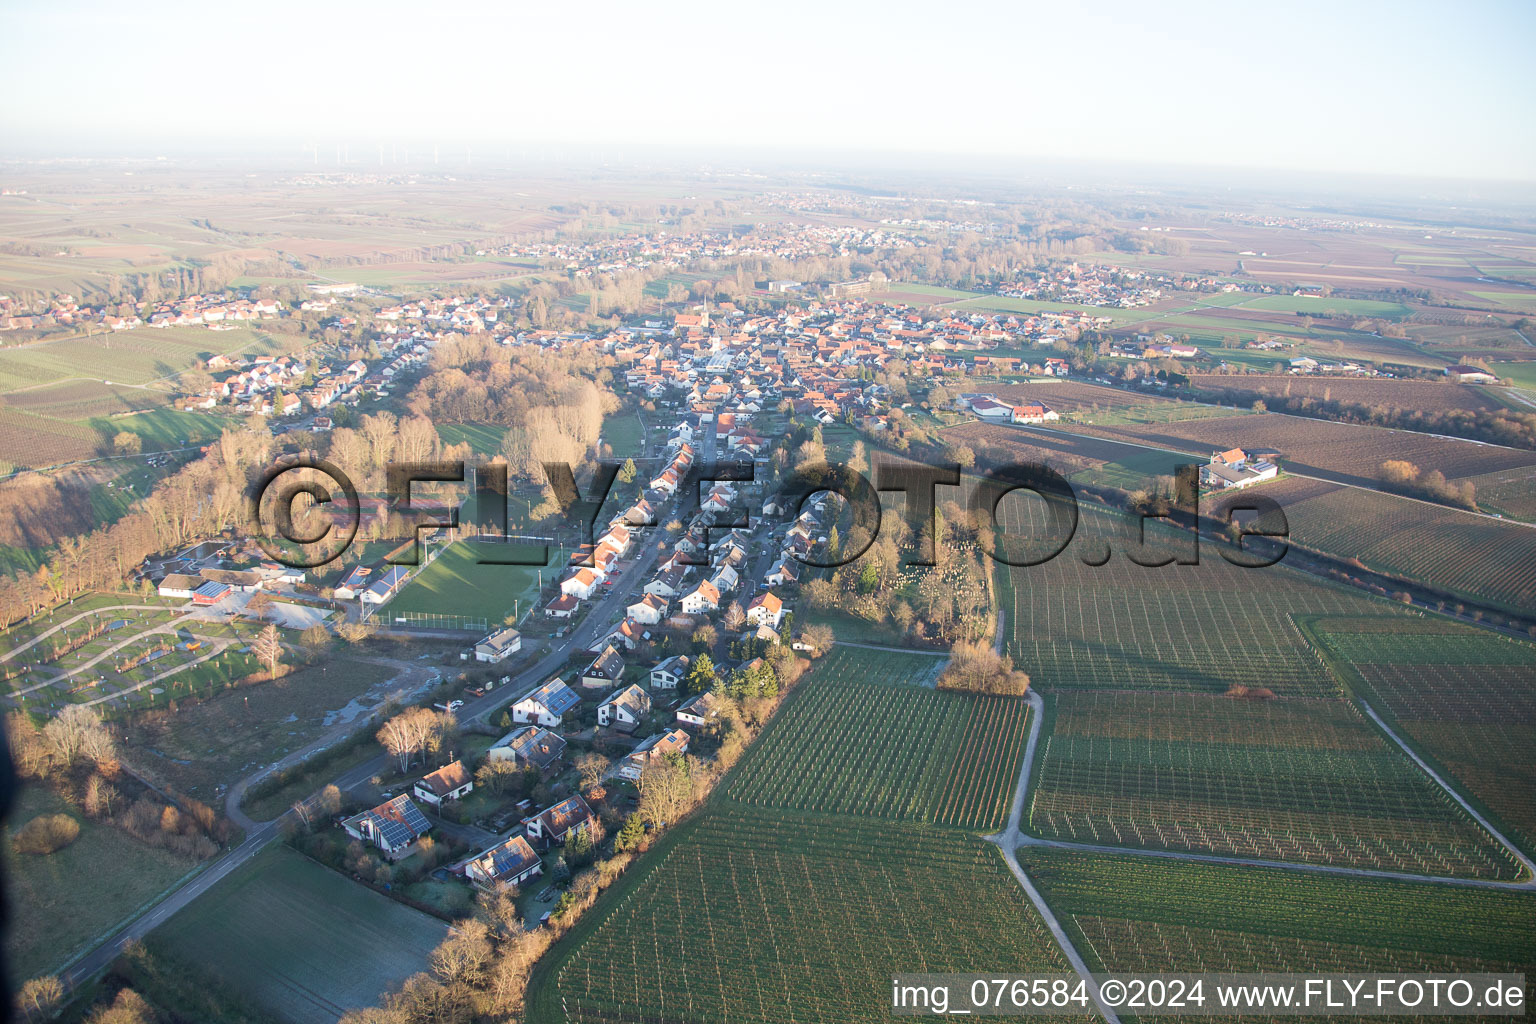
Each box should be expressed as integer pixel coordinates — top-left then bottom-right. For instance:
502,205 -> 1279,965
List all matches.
627,593 -> 668,625
618,729 -> 691,781
580,645 -> 625,689
512,677 -> 580,727
650,654 -> 690,690
488,726 -> 566,772
413,760 -> 473,807
680,579 -> 721,615
676,691 -> 728,728
474,627 -> 522,663
523,794 -> 593,844
597,683 -> 652,732
342,794 -> 431,858
464,834 -> 543,889
544,594 -> 579,619
745,590 -> 784,628
560,567 -> 601,601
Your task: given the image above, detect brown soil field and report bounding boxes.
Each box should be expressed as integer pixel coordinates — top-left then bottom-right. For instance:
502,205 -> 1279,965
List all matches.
1188,375 -> 1506,415
990,381 -> 1150,413
943,421 -> 1123,476
1072,413 -> 1536,487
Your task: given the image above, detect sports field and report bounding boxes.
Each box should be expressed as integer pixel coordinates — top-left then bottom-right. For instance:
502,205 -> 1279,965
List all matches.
387,539 -> 561,623
1023,849 -> 1536,976
155,845 -> 447,1024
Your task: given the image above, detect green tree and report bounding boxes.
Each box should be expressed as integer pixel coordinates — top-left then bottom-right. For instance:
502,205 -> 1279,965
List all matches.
618,457 -> 637,483
684,653 -> 716,695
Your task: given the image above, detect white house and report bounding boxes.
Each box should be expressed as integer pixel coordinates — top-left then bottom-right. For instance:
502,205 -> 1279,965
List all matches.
618,729 -> 691,781
487,726 -> 566,771
676,691 -> 727,727
413,760 -> 473,807
745,591 -> 784,628
560,567 -> 601,601
597,683 -> 652,732
464,834 -> 543,889
474,627 -> 522,663
626,593 -> 668,625
650,655 -> 690,690
512,678 -> 581,727
341,795 -> 431,858
680,579 -> 721,615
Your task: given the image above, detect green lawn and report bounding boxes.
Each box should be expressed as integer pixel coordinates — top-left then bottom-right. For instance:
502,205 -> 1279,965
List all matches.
434,422 -> 505,455
156,845 -> 448,1024
601,408 -> 645,457
4,784 -> 203,986
387,539 -> 561,624
1237,295 -> 1411,319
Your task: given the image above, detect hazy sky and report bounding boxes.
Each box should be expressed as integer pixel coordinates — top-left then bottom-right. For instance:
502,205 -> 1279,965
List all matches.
4,0 -> 1534,181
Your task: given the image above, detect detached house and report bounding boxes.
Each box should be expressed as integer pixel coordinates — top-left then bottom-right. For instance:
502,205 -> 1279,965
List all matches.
413,760 -> 473,807
561,567 -> 601,601
745,590 -> 784,628
581,645 -> 625,689
618,729 -> 691,781
524,794 -> 593,844
464,834 -> 543,889
512,678 -> 580,727
627,593 -> 668,625
680,579 -> 721,615
650,654 -> 690,690
488,726 -> 566,772
474,627 -> 522,663
342,794 -> 431,858
597,683 -> 652,732
676,691 -> 728,727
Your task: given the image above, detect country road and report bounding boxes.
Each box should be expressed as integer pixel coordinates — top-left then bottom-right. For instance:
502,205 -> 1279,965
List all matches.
55,459 -> 682,992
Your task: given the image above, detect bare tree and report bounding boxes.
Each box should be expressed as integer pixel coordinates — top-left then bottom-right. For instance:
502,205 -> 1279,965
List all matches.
253,624 -> 283,677
16,975 -> 63,1022
575,752 -> 610,789
43,704 -> 110,767
376,706 -> 445,773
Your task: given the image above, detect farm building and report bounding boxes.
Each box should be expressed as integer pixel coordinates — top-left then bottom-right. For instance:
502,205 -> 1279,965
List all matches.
1445,364 -> 1499,384
1200,448 -> 1279,490
464,834 -> 543,889
475,627 -> 523,663
413,760 -> 473,806
342,794 -> 432,858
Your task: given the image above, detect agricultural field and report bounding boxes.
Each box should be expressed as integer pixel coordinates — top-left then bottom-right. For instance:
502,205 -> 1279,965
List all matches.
1071,411 -> 1536,489
1307,616 -> 1536,858
155,845 -> 448,1024
530,809 -> 1082,1024
3,784 -> 204,986
1219,477 -> 1536,613
989,381 -> 1252,427
117,653 -> 420,802
1027,690 -> 1518,879
1023,849 -> 1536,978
723,647 -> 1028,831
1403,322 -> 1536,360
1187,374 -> 1508,415
386,539 -> 560,626
1458,463 -> 1536,520
994,499 -> 1378,695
